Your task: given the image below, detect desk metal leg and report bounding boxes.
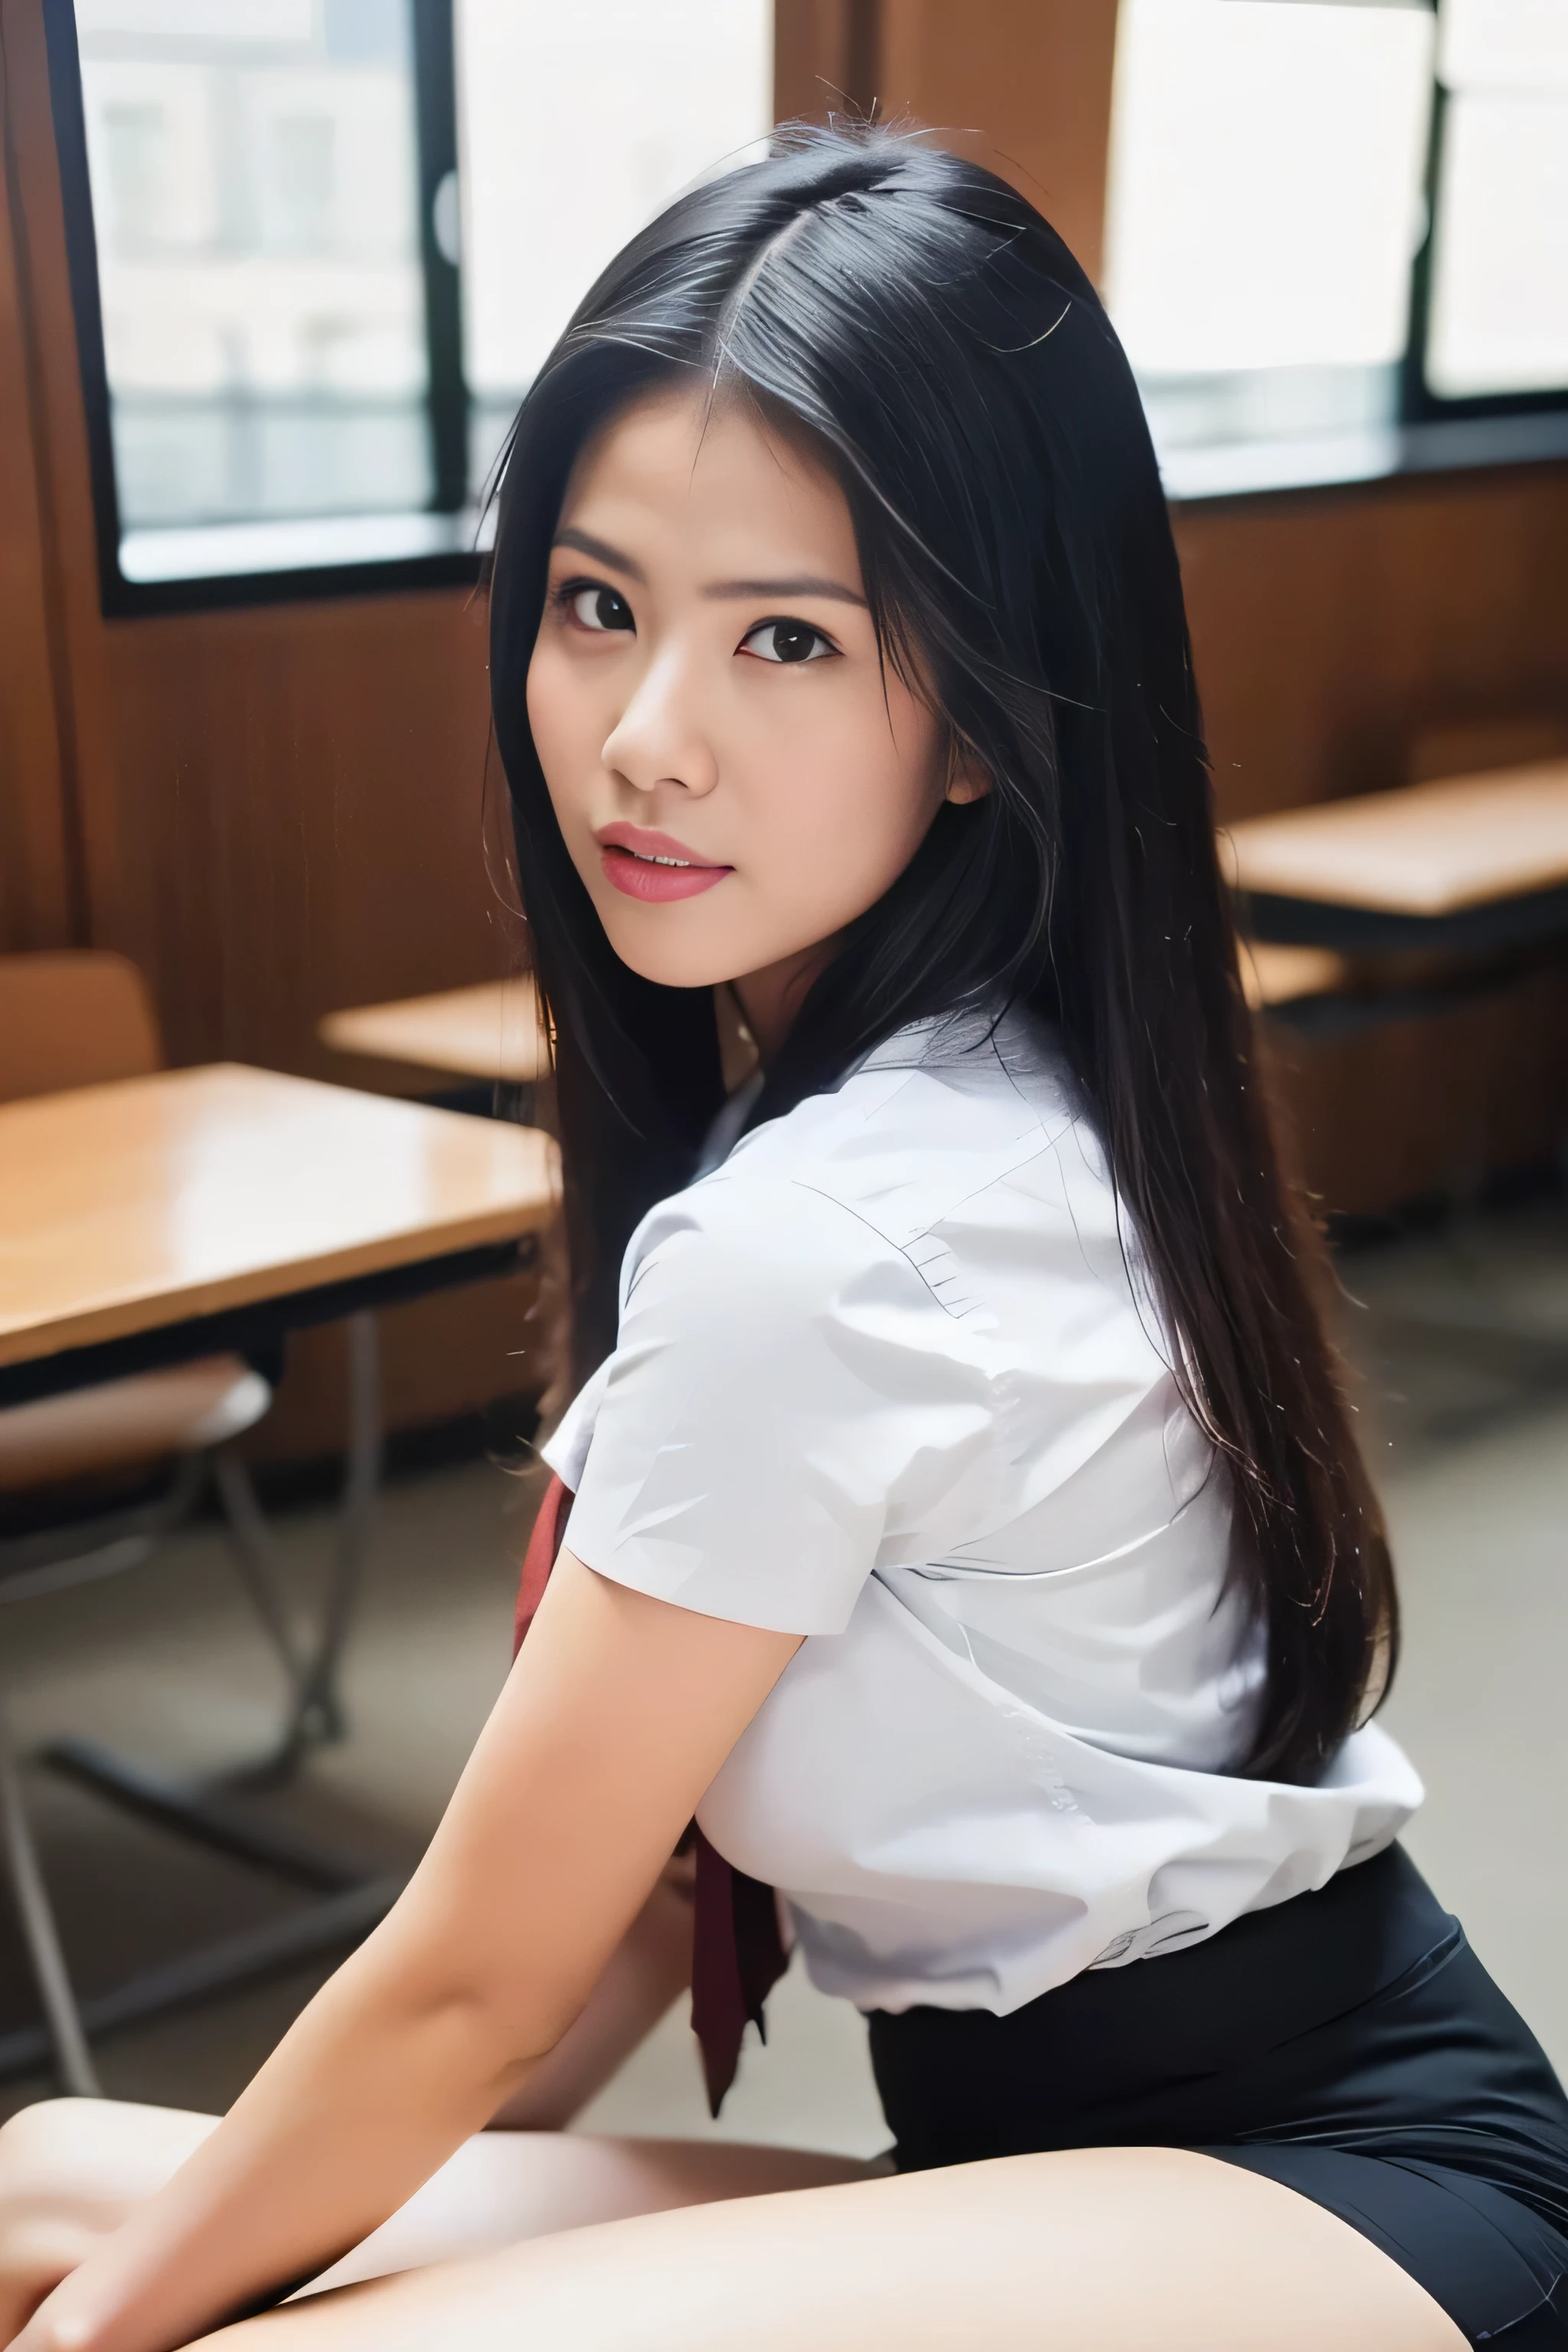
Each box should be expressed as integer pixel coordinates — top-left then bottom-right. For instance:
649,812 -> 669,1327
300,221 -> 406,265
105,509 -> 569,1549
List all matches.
11,1315 -> 393,2089
0,1694 -> 101,2097
211,1447 -> 308,1696
0,1864 -> 405,2086
215,1308 -> 382,1771
279,1308 -> 381,1759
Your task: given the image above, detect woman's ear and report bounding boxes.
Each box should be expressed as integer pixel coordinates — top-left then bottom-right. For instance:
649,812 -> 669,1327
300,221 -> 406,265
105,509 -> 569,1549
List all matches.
944,743 -> 992,806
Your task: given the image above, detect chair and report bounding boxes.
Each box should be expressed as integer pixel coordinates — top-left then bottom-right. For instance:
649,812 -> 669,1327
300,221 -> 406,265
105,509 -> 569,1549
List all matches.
0,953 -> 303,2096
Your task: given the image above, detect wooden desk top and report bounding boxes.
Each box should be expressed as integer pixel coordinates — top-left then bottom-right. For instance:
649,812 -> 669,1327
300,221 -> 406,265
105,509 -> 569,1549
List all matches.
1239,942 -> 1347,1011
0,1064 -> 559,1370
1221,760 -> 1568,917
320,979 -> 548,1084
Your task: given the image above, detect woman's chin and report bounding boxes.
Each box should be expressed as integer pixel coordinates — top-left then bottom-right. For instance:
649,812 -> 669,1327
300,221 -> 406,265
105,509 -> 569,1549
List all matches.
596,924 -> 748,995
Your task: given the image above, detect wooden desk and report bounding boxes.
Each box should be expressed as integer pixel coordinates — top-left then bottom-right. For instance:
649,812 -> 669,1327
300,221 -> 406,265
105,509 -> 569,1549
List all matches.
0,1063 -> 557,2090
0,1063 -> 558,1386
1240,942 -> 1347,1012
329,952 -> 1356,1045
1222,760 -> 1568,953
319,978 -> 548,1086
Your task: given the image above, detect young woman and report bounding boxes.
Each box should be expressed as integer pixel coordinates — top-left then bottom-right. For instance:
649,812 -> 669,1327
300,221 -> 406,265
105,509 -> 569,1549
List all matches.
3,123 -> 1567,2352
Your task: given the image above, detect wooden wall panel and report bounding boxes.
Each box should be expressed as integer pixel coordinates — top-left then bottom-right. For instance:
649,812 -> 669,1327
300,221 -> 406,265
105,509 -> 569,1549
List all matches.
874,0 -> 1121,283
1178,469 -> 1568,827
773,0 -> 1119,281
774,0 -> 876,123
0,10 -> 75,951
96,593 -> 507,1078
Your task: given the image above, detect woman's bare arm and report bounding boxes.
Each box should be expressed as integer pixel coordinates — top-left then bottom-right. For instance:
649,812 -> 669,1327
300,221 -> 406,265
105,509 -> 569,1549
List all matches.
0,1860 -> 692,2342
486,1848 -> 696,2131
9,1557 -> 799,2352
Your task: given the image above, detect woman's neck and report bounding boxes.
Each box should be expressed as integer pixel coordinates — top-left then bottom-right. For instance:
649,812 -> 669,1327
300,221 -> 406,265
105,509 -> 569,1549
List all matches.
730,936 -> 839,1067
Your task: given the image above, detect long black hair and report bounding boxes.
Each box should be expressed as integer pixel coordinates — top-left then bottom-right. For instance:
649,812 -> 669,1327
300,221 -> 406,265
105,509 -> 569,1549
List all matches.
488,122 -> 1396,1785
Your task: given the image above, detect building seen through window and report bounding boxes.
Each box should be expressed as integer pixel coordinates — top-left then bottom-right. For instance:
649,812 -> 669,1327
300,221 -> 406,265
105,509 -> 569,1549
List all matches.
55,0 -> 1566,596
77,0 -> 430,562
1427,0 -> 1568,397
60,0 -> 773,595
456,0 -> 773,502
1103,0 -> 1568,497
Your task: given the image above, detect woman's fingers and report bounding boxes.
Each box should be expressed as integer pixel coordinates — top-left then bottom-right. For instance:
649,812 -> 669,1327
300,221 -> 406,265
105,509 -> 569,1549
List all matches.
0,2101 -> 218,2349
0,2210 -> 101,2347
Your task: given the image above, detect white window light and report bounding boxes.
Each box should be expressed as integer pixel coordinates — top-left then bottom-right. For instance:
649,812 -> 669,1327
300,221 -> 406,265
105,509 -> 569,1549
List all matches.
455,0 -> 773,406
1426,0 -> 1568,397
1102,0 -> 1436,379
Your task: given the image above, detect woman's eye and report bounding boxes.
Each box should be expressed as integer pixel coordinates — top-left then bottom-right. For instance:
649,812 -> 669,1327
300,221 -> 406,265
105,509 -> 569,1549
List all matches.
741,619 -> 835,665
567,584 -> 634,633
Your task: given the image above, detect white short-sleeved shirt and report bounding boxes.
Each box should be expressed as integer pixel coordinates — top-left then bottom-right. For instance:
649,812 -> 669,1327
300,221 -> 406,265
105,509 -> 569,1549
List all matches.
544,1005 -> 1421,2017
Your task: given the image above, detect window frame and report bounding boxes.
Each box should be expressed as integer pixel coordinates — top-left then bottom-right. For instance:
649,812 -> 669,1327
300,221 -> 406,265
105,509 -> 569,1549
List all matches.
44,0 -> 483,616
47,0 -> 1568,605
1401,60 -> 1568,430
1111,0 -> 1568,505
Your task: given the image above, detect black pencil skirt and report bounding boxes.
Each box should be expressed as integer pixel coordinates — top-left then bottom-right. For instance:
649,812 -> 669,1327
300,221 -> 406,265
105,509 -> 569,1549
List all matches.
869,1847 -> 1568,2347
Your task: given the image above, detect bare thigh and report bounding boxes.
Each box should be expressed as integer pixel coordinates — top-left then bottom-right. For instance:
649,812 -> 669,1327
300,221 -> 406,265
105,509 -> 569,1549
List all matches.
0,2096 -> 877,2316
186,2146 -> 1465,2352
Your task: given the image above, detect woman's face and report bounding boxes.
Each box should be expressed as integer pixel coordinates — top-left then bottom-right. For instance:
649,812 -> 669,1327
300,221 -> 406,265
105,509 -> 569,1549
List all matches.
526,384 -> 983,1051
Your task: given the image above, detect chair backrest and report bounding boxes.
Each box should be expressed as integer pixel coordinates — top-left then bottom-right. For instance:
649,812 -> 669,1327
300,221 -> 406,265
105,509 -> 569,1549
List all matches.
0,952 -> 163,1105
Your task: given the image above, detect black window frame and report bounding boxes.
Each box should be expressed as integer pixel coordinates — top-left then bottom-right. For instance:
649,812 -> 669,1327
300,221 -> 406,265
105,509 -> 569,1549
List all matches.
1122,0 -> 1568,507
44,0 -> 482,616
1401,34 -> 1568,433
45,0 -> 1568,607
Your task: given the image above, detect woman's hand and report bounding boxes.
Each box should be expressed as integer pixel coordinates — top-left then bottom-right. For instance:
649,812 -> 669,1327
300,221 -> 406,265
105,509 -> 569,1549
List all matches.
7,1557 -> 799,2352
0,2159 -> 90,2349
0,2102 -> 217,2350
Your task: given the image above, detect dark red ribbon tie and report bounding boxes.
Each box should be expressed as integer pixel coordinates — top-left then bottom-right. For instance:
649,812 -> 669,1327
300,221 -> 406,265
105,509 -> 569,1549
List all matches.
514,1473 -> 788,2115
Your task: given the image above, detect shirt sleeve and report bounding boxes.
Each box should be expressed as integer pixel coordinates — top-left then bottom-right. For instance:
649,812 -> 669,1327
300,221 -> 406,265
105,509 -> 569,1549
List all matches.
557,1172 -> 996,1636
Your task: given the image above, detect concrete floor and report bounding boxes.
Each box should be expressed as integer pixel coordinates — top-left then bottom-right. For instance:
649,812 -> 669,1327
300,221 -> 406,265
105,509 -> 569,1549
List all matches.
2,1194 -> 1566,2151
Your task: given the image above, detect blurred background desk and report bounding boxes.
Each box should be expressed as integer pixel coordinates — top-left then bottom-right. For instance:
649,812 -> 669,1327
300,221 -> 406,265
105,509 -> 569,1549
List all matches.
1225,763 -> 1568,1212
1226,760 -> 1568,957
0,1063 -> 557,2090
319,978 -> 548,1106
0,1062 -> 557,1397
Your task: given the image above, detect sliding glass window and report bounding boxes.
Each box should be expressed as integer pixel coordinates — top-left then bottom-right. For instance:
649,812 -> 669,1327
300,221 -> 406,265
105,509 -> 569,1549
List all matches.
1423,0 -> 1568,401
49,0 -> 773,607
1102,0 -> 1568,499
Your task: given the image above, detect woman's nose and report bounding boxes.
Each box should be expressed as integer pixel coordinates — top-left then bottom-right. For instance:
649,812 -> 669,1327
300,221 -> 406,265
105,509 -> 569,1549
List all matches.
601,648 -> 718,797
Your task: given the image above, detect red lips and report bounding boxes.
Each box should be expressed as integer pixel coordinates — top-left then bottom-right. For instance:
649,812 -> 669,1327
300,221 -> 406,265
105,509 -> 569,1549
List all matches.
596,822 -> 733,903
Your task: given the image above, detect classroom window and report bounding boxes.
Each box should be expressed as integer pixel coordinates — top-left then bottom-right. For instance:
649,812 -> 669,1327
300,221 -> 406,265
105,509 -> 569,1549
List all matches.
51,0 -> 773,606
1103,0 -> 1568,498
1426,0 -> 1568,397
73,0 -> 432,561
456,0 -> 773,502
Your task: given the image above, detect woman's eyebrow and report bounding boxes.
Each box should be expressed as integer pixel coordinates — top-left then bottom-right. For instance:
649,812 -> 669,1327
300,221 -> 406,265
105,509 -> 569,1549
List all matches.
551,526 -> 646,583
702,574 -> 867,606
